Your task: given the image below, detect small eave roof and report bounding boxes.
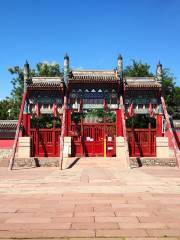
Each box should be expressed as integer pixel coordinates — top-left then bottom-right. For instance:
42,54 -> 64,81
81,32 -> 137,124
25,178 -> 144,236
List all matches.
125,77 -> 161,88
28,77 -> 64,88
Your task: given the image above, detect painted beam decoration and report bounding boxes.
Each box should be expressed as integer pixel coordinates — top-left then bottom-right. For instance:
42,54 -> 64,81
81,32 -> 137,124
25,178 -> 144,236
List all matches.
28,92 -> 63,115
69,88 -> 118,109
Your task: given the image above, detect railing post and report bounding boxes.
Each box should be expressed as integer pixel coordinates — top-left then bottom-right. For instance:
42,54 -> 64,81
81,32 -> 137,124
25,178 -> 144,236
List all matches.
156,113 -> 163,137
23,113 -> 30,136
119,96 -> 130,167
161,96 -> 180,167
116,109 -> 123,136
148,124 -> 151,155
59,96 -> 67,170
8,91 -> 28,170
66,109 -> 71,136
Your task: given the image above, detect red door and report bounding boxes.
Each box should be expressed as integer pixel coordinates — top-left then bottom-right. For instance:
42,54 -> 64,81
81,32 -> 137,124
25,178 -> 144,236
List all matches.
83,124 -> 104,156
71,123 -> 116,157
127,128 -> 156,157
30,129 -> 61,157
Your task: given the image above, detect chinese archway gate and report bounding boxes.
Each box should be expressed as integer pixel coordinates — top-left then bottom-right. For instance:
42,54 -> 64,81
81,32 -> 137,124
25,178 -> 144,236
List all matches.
10,54 -> 168,170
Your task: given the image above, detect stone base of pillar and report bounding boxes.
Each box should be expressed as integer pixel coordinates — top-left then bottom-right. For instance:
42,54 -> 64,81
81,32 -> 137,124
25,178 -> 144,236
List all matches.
156,137 -> 169,158
63,137 -> 71,157
116,136 -> 129,168
18,137 -> 31,158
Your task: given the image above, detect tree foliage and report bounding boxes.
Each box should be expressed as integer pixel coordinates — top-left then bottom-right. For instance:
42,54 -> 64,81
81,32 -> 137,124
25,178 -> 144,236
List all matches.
123,60 -> 154,77
36,62 -> 61,77
0,99 -> 13,120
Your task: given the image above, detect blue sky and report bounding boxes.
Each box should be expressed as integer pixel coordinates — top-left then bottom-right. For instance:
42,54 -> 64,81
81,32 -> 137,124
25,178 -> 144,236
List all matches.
0,0 -> 180,99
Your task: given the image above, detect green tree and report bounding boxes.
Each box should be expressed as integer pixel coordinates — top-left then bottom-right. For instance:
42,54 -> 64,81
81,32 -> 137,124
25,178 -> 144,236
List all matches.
161,68 -> 175,116
36,62 -> 61,77
159,68 -> 180,119
123,60 -> 154,77
0,99 -> 13,119
171,86 -> 180,119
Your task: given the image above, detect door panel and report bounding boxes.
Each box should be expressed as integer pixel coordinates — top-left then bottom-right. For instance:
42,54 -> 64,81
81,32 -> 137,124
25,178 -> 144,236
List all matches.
72,123 -> 116,157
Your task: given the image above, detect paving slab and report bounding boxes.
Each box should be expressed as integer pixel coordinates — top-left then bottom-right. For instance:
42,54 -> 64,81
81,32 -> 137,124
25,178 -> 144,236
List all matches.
0,157 -> 180,238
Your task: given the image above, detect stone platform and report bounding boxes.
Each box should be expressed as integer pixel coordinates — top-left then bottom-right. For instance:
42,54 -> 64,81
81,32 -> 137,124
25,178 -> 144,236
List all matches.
0,157 -> 180,239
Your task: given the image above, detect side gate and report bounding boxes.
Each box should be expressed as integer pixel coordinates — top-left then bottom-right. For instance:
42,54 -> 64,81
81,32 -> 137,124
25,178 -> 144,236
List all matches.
30,129 -> 61,157
127,128 -> 156,157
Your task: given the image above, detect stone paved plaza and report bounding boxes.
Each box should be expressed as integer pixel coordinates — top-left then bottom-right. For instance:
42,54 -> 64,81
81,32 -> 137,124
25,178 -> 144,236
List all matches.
0,158 -> 180,239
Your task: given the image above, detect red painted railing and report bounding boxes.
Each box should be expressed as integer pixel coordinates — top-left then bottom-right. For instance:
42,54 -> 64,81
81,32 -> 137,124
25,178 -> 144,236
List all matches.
8,91 -> 28,170
120,96 -> 130,166
161,96 -> 180,167
59,96 -> 67,169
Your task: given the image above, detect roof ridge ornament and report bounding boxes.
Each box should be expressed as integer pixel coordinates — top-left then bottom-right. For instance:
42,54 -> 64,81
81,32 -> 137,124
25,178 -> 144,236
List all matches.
117,54 -> 123,80
118,54 -> 123,60
156,60 -> 163,84
64,53 -> 69,60
64,53 -> 70,86
24,60 -> 30,91
158,60 -> 162,66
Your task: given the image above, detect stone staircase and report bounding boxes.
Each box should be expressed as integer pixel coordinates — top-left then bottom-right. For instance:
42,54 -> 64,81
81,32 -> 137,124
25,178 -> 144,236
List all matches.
161,96 -> 180,167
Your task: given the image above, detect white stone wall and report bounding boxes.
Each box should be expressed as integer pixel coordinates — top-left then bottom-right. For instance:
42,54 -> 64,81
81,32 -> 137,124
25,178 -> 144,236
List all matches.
17,137 -> 31,158
156,137 -> 169,158
116,136 -> 129,168
63,137 -> 71,158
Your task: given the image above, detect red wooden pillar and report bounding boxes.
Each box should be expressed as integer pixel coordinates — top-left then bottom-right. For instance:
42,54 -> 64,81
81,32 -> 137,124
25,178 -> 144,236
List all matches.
148,123 -> 151,155
116,109 -> 123,136
156,114 -> 163,137
65,109 -> 71,136
23,113 -> 30,136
